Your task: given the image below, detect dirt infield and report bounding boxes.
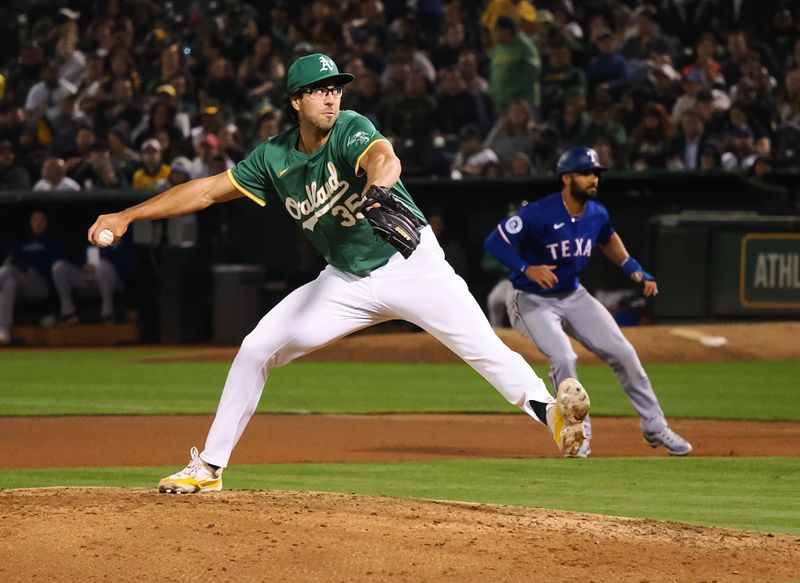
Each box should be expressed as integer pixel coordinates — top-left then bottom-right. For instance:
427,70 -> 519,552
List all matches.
2,488 -> 798,583
3,321 -> 799,581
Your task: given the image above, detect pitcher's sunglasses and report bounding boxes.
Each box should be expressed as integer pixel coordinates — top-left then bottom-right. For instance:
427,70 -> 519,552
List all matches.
298,85 -> 344,99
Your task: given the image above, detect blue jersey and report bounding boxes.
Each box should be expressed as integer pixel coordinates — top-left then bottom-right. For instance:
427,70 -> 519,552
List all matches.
484,192 -> 614,294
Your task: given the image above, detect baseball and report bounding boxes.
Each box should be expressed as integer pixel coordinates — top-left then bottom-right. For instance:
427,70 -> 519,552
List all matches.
97,229 -> 114,247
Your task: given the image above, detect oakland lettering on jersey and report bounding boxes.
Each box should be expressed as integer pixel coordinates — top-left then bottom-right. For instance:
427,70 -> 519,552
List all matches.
545,238 -> 593,260
753,252 -> 800,289
284,161 -> 353,230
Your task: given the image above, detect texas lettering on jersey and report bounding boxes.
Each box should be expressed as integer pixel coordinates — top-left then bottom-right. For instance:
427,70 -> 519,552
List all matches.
545,238 -> 593,260
283,161 -> 364,231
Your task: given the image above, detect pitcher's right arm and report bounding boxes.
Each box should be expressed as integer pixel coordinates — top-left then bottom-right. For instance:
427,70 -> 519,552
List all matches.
88,172 -> 243,246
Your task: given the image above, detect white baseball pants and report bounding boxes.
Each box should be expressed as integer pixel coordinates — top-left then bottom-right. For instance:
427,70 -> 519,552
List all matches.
202,227 -> 552,467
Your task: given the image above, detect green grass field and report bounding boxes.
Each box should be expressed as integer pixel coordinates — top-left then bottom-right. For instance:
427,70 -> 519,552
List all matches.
0,350 -> 798,419
1,349 -> 799,534
2,458 -> 799,534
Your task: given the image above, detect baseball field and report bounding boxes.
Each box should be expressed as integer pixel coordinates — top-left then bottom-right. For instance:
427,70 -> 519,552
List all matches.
1,321 -> 799,581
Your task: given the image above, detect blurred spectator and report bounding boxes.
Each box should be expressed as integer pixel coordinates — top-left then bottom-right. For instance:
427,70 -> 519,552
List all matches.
487,15 -> 542,115
190,133 -> 233,179
238,35 -> 285,103
5,41 -> 45,108
208,154 -> 229,177
77,52 -> 110,102
667,109 -> 713,170
155,157 -> 192,193
45,81 -> 89,158
730,77 -> 776,140
620,6 -> 675,62
431,21 -> 467,71
480,0 -> 538,46
345,29 -> 386,76
642,63 -> 681,112
502,151 -> 534,177
586,28 -> 630,98
583,94 -> 627,157
768,6 -> 797,71
658,0 -> 715,48
250,107 -> 284,149
627,102 -> 676,170
435,67 -> 489,141
217,123 -> 246,163
146,43 -> 188,96
341,66 -> 382,127
529,125 -> 561,175
714,0 -> 779,40
203,57 -> 250,113
24,63 -> 76,118
12,125 -> 45,181
0,140 -> 31,189
721,125 -> 759,171
0,210 -> 64,345
190,103 -> 224,149
750,155 -> 775,178
379,71 -> 437,175
672,71 -> 711,124
106,124 -> 139,183
132,139 -> 170,189
51,233 -> 136,325
592,135 -> 620,170
103,78 -> 143,134
70,142 -> 124,189
451,124 -> 499,179
720,30 -> 751,87
558,88 -> 591,149
53,21 -> 86,87
384,35 -> 436,87
681,33 -> 724,88
153,85 -> 191,139
484,99 -> 538,161
456,50 -> 492,119
107,45 -> 140,92
132,101 -> 189,156
540,37 -> 587,124
699,143 -> 722,170
778,69 -> 800,124
33,157 -> 80,191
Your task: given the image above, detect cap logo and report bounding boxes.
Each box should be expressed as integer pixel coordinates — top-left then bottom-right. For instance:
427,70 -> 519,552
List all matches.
319,56 -> 335,72
588,149 -> 599,164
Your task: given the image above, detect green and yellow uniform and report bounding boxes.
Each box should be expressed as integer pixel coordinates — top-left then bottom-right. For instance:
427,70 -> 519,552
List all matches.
227,111 -> 426,276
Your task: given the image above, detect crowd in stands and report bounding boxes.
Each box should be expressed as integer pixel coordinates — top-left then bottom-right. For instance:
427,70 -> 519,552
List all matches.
1,0 -> 799,190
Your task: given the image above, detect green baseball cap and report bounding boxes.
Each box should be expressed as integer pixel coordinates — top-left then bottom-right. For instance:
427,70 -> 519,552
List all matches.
286,53 -> 354,94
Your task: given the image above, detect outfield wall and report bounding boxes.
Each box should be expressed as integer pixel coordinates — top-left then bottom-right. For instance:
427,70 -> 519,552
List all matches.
1,171 -> 797,342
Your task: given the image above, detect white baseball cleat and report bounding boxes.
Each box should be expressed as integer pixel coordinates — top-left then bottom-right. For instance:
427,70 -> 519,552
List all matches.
643,427 -> 693,456
158,447 -> 223,493
547,378 -> 591,457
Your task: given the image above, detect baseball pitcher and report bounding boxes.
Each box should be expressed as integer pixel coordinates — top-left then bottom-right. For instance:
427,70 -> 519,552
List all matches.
88,54 -> 591,493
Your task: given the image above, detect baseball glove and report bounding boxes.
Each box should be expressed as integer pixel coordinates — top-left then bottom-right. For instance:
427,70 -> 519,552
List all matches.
360,185 -> 423,259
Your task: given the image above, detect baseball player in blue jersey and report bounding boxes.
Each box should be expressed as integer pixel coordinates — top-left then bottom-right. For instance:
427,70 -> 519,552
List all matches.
484,147 -> 692,457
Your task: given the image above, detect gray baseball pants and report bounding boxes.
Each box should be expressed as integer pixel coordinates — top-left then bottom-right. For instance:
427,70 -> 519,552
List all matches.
508,285 -> 668,436
0,263 -> 51,336
51,259 -> 120,318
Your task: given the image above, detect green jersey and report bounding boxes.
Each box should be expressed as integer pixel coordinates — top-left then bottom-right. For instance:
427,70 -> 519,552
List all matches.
227,110 -> 426,276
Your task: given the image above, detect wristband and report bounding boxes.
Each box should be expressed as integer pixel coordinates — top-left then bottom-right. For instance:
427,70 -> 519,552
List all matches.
620,256 -> 654,281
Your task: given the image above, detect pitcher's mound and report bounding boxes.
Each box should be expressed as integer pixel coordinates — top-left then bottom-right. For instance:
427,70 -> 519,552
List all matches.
2,488 -> 797,582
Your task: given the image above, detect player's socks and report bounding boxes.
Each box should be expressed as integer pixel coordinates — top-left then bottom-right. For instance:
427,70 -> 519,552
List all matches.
528,399 -> 549,425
